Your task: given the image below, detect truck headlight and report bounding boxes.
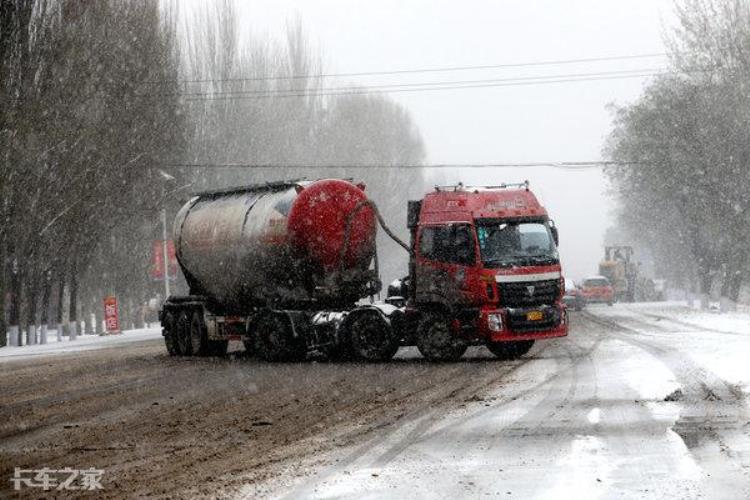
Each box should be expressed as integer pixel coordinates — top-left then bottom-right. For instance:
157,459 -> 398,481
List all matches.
488,313 -> 503,332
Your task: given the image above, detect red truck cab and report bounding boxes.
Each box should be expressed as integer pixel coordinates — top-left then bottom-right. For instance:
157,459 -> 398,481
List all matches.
392,182 -> 568,361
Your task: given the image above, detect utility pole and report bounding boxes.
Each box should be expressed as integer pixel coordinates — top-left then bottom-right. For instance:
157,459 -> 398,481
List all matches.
161,208 -> 171,299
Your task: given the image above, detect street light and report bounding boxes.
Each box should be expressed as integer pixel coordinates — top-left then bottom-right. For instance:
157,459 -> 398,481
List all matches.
157,170 -> 193,303
158,170 -> 176,301
161,207 -> 171,299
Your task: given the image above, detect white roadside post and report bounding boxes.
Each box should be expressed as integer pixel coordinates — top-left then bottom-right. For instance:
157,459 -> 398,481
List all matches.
8,325 -> 19,346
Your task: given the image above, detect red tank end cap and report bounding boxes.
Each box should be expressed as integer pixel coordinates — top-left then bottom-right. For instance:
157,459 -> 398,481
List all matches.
287,179 -> 376,271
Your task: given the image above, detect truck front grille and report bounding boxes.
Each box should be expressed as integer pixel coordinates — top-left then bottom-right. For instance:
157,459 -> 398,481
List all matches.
498,279 -> 560,307
506,306 -> 561,332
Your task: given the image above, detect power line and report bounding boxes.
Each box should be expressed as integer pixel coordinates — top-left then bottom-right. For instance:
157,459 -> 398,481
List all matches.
171,67 -> 668,98
178,72 -> 664,101
162,161 -> 642,170
165,52 -> 667,85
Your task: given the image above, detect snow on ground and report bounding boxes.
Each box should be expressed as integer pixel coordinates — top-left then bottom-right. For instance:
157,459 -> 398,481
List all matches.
0,327 -> 162,362
592,301 -> 750,394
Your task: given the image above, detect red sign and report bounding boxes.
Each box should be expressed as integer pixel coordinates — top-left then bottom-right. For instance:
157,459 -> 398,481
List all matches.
103,296 -> 120,334
151,240 -> 177,281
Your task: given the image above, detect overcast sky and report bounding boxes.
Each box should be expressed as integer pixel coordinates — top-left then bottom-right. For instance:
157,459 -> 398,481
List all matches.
231,0 -> 677,280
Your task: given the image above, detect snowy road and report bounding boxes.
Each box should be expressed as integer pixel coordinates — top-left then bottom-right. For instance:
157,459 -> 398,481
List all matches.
265,304 -> 750,500
1,304 -> 749,498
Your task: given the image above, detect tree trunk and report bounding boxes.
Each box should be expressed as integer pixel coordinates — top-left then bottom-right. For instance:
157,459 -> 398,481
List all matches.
69,266 -> 78,340
39,270 -> 52,344
8,254 -> 21,346
720,269 -> 743,312
0,241 -> 6,347
25,273 -> 39,345
56,275 -> 65,340
696,262 -> 712,310
85,301 -> 94,334
95,288 -> 103,334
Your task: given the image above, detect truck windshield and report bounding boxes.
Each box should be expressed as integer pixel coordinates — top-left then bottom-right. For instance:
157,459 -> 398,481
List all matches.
476,220 -> 558,268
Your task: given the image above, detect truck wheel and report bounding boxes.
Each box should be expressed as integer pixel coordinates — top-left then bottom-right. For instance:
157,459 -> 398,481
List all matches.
242,338 -> 256,357
349,312 -> 399,362
416,312 -> 467,362
162,312 -> 179,356
486,340 -> 534,360
324,341 -> 355,362
208,340 -> 229,357
176,311 -> 191,356
189,311 -> 210,356
256,313 -> 306,362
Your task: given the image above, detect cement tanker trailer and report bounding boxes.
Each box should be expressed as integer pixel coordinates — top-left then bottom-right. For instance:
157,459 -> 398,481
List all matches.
160,179 -> 400,361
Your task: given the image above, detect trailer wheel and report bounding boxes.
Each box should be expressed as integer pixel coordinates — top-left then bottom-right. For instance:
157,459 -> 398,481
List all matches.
176,311 -> 191,355
324,341 -> 355,362
256,313 -> 306,362
416,312 -> 467,362
189,311 -> 210,356
349,312 -> 398,362
242,338 -> 256,357
208,339 -> 229,357
486,340 -> 534,360
162,312 -> 179,356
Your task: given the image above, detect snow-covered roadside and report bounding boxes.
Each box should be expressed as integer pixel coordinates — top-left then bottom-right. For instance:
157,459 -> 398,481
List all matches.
592,301 -> 750,394
617,300 -> 750,333
0,327 -> 162,362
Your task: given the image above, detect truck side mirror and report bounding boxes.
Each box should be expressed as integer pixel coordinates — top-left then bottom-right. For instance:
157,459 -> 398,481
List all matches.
550,223 -> 559,246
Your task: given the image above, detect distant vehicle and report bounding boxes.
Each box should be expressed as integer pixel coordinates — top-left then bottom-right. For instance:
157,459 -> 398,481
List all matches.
579,276 -> 614,306
598,245 -> 637,302
562,278 -> 585,311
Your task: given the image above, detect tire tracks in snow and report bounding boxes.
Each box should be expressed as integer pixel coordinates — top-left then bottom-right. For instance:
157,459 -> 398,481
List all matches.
583,309 -> 750,495
278,342 -> 556,499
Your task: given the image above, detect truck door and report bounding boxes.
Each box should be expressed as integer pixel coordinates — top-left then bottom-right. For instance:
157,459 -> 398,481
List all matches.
415,224 -> 477,305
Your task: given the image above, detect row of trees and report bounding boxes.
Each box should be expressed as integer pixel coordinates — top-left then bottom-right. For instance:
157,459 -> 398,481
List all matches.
0,0 -> 426,346
604,0 -> 750,308
1,0 -> 185,345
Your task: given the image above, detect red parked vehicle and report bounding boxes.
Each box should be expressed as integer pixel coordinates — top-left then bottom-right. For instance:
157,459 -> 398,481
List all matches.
579,276 -> 615,305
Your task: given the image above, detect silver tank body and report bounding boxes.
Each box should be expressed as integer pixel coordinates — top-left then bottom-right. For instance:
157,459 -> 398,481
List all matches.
173,185 -> 305,311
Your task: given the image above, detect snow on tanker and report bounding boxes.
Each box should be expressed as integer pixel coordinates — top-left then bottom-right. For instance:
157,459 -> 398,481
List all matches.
160,178 -> 568,362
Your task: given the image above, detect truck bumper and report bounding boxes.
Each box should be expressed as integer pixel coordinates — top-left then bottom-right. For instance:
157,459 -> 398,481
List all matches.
480,304 -> 568,342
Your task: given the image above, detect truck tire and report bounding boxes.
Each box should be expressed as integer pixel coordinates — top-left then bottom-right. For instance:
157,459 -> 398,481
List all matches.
349,312 -> 399,362
208,339 -> 229,357
486,340 -> 534,360
324,341 -> 355,362
189,311 -> 210,356
256,313 -> 306,362
162,312 -> 179,356
242,338 -> 256,357
416,312 -> 467,362
176,311 -> 191,356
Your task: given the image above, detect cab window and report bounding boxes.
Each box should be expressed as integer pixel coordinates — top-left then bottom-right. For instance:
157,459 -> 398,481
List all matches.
418,225 -> 475,265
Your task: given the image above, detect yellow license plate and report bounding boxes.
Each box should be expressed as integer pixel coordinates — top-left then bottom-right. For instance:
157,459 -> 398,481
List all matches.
526,311 -> 543,321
